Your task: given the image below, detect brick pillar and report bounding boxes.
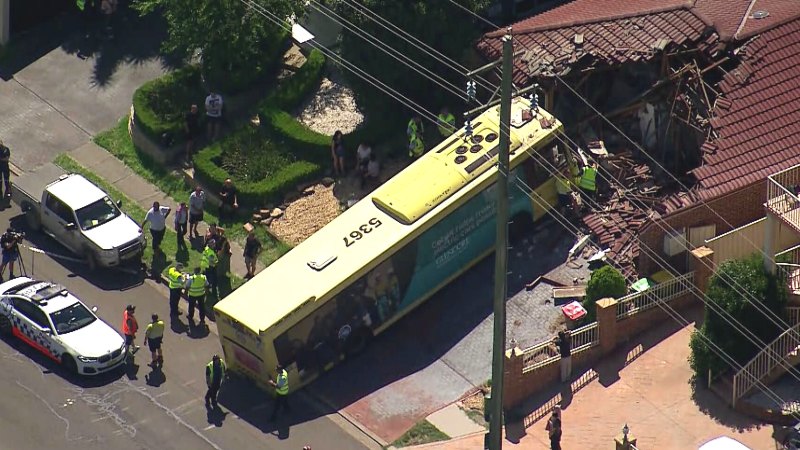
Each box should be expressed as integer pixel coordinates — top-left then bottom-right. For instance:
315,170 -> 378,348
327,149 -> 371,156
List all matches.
690,246 -> 715,293
596,298 -> 618,355
503,347 -> 524,410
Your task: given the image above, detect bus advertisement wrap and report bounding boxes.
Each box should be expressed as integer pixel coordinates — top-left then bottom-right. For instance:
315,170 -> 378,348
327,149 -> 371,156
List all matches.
273,170 -> 532,382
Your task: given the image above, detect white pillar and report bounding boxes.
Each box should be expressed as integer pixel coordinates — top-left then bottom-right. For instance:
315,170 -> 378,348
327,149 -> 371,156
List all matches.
764,212 -> 778,275
0,0 -> 9,46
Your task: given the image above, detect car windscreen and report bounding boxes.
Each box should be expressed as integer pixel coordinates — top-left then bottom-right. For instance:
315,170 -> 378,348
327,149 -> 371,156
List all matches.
50,302 -> 97,334
75,197 -> 121,230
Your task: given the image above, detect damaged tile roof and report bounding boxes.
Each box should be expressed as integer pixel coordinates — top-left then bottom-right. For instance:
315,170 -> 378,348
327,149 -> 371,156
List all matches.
692,18 -> 800,200
477,0 -> 717,83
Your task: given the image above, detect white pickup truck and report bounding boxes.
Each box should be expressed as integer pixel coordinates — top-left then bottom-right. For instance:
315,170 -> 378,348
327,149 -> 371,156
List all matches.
11,163 -> 145,270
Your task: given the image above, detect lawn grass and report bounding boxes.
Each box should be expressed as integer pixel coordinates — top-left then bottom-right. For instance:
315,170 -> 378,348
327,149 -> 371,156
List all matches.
53,154 -> 243,301
391,420 -> 449,448
94,116 -> 291,268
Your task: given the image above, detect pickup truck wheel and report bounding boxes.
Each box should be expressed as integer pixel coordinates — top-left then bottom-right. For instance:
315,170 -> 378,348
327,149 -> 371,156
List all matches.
24,206 -> 41,231
0,315 -> 11,336
85,249 -> 98,271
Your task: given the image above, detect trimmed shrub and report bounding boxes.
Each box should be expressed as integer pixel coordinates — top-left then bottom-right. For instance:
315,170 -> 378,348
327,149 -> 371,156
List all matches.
583,265 -> 627,322
132,66 -> 205,143
203,28 -> 291,95
265,49 -> 327,111
193,127 -> 322,207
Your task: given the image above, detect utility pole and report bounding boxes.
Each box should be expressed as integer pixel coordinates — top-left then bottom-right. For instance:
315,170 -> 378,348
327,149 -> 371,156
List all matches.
489,30 -> 513,450
464,29 -> 514,450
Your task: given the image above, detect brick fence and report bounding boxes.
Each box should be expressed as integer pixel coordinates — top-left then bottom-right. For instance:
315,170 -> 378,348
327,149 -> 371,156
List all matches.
502,251 -> 713,410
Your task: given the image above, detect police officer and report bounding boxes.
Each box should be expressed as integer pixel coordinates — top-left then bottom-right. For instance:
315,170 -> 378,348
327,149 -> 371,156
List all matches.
143,314 -> 165,367
185,267 -> 209,327
268,363 -> 291,422
201,240 -> 219,298
437,107 -> 456,138
205,354 -> 226,409
167,263 -> 186,317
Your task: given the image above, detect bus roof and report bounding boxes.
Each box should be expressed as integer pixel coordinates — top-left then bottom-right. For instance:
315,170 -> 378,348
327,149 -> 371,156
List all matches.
215,98 -> 563,334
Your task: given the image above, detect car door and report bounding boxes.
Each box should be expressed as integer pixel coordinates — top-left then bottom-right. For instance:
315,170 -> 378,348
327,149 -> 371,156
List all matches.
10,298 -> 61,362
41,193 -> 81,252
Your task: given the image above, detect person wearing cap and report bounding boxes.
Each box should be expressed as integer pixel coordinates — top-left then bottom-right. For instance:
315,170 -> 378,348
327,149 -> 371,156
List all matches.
268,363 -> 291,421
144,314 -> 165,367
185,266 -> 209,327
122,305 -> 139,360
167,263 -> 187,317
545,406 -> 562,450
205,354 -> 226,408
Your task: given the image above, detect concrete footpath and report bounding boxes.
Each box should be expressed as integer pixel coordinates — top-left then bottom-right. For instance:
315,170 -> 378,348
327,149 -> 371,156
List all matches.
65,141 -> 256,278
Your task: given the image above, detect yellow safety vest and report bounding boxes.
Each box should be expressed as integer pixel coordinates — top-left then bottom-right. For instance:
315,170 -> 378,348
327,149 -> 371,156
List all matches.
275,369 -> 289,395
556,177 -> 572,195
167,267 -> 184,289
579,167 -> 597,191
437,113 -> 455,137
145,320 -> 165,339
206,360 -> 226,386
188,274 -> 207,297
201,246 -> 218,270
407,119 -> 420,137
408,135 -> 424,158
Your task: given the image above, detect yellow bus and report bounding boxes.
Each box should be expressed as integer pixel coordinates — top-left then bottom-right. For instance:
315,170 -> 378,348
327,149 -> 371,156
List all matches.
214,97 -> 573,392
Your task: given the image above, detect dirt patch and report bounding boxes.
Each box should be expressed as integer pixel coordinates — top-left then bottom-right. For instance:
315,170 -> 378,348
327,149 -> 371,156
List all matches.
268,183 -> 342,245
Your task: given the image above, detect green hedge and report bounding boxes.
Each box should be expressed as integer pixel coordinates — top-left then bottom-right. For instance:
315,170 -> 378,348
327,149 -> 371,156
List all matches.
193,128 -> 322,207
265,49 -> 327,111
132,66 -> 205,143
204,28 -> 290,95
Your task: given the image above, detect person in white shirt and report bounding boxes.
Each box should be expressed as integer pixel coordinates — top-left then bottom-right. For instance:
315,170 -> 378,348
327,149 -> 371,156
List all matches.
205,92 -> 224,141
355,142 -> 372,174
361,153 -> 380,189
189,186 -> 206,239
143,201 -> 171,252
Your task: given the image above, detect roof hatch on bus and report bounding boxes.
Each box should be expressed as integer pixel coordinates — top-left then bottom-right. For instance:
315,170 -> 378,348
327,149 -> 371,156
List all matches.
373,125 -> 524,225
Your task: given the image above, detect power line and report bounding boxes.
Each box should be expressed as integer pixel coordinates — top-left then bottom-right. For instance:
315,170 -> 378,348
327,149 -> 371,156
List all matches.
335,0 -> 498,93
309,0 -> 472,102
240,0 -> 441,128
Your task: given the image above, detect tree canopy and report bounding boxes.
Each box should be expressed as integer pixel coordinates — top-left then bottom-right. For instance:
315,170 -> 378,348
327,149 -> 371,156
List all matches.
689,255 -> 788,380
133,0 -> 302,93
334,0 -> 491,116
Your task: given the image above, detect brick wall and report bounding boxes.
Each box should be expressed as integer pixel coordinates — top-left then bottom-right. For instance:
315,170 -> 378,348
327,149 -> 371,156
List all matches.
503,281 -> 700,411
638,181 -> 766,275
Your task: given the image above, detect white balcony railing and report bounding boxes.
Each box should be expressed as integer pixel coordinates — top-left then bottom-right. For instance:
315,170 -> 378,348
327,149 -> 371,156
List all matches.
767,165 -> 800,231
616,272 -> 695,320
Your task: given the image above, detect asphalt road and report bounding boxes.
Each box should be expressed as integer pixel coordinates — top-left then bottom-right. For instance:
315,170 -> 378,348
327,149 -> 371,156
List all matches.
0,206 -> 377,450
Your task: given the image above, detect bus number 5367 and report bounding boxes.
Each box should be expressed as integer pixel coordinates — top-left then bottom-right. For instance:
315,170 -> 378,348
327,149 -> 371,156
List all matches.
344,218 -> 382,247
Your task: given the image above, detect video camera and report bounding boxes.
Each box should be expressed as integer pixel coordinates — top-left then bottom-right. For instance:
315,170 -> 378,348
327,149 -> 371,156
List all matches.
2,229 -> 24,252
4,229 -> 25,242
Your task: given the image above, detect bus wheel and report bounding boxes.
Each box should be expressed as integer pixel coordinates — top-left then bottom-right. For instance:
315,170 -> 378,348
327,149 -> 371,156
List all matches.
346,327 -> 372,356
509,213 -> 533,243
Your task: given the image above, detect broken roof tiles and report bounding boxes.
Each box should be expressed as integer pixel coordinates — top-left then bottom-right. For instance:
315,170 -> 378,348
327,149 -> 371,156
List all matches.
477,8 -> 714,83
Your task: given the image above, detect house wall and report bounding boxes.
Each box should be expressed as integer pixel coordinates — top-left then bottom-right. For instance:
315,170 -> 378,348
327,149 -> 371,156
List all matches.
638,180 -> 767,276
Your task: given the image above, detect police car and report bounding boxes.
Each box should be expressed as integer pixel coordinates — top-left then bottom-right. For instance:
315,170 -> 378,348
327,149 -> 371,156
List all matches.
0,277 -> 126,375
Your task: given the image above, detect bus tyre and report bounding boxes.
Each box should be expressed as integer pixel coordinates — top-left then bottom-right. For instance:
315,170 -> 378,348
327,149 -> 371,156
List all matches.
24,205 -> 41,231
61,354 -> 78,374
346,327 -> 372,356
509,213 -> 533,243
0,315 -> 11,336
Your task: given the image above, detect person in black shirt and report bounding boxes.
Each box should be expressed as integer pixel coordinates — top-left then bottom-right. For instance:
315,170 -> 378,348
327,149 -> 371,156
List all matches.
184,104 -> 201,166
218,178 -> 238,223
554,330 -> 572,382
0,228 -> 21,281
0,140 -> 10,199
243,231 -> 262,278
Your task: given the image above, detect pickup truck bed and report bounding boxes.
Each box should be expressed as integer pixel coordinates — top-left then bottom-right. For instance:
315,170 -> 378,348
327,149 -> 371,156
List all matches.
11,163 -> 67,207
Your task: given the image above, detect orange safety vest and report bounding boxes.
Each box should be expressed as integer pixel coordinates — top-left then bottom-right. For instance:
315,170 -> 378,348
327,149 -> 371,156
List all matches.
122,310 -> 138,336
